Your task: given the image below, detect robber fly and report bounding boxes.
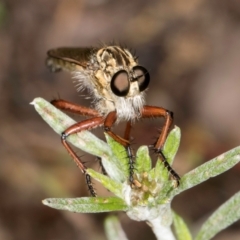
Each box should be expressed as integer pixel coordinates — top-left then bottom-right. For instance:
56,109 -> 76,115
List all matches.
46,45 -> 180,196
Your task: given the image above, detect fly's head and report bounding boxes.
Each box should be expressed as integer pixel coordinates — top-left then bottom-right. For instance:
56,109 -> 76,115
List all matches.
46,45 -> 150,121
92,46 -> 150,121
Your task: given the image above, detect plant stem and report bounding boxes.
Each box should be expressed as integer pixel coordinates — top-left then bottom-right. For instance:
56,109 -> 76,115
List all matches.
148,217 -> 176,240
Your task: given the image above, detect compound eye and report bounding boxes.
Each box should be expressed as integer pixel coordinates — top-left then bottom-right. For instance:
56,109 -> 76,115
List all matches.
133,66 -> 150,92
111,70 -> 130,97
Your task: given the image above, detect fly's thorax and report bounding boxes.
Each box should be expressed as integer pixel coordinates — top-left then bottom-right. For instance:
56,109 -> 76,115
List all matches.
96,46 -> 137,71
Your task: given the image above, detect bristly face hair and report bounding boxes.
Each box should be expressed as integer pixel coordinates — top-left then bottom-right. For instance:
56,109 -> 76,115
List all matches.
46,45 -> 150,121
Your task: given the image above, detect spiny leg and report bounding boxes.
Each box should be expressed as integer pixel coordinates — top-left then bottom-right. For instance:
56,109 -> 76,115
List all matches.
96,156 -> 107,176
142,106 -> 180,185
123,121 -> 135,184
104,112 -> 135,185
51,99 -> 104,196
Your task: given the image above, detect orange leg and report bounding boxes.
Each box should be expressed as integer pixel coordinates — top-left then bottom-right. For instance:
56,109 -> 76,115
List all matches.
124,121 -> 132,141
52,99 -> 104,196
51,99 -> 100,117
142,106 -> 180,185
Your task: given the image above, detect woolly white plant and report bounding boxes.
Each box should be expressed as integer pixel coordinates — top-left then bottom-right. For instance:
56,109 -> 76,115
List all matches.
32,97 -> 240,240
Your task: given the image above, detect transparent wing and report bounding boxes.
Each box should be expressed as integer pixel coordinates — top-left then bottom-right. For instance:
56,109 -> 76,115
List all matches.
46,47 -> 96,72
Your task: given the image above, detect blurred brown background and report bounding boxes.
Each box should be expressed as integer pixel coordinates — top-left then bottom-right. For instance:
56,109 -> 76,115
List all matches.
1,0 -> 240,239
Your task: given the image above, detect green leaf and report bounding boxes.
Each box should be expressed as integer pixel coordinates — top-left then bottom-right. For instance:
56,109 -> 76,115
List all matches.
154,157 -> 169,183
173,211 -> 192,240
104,215 -> 129,240
135,146 -> 152,173
105,133 -> 129,180
42,197 -> 128,213
162,126 -> 181,165
171,146 -> 240,197
87,168 -> 123,198
195,191 -> 240,240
